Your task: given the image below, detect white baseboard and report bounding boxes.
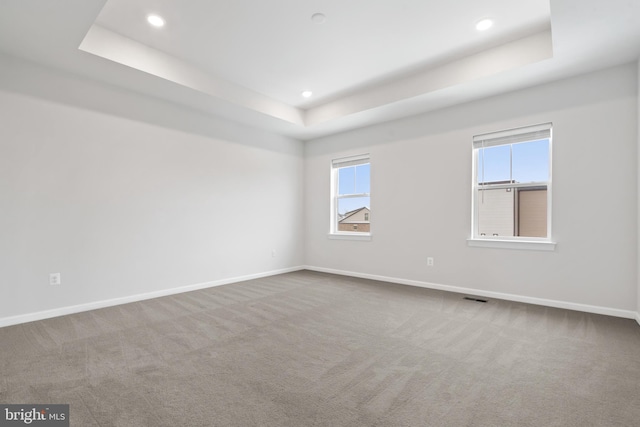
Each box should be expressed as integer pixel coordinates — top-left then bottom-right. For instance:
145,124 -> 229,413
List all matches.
0,266 -> 305,328
304,265 -> 637,320
3,265 -> 636,328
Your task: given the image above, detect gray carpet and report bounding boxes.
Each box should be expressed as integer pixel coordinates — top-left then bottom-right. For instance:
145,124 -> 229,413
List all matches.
1,270 -> 639,426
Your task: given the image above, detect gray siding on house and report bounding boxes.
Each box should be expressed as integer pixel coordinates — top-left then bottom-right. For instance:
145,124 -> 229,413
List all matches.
477,188 -> 515,237
477,188 -> 547,238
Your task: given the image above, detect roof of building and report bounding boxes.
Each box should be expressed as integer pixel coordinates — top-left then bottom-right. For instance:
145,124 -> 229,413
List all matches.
338,207 -> 370,223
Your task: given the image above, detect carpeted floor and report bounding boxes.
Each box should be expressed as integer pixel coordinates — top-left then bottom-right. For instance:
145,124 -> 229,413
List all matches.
1,270 -> 639,426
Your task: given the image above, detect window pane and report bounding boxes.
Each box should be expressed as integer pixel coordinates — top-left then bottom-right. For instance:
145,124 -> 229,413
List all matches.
355,164 -> 370,193
512,139 -> 549,183
518,187 -> 547,237
478,145 -> 510,184
338,166 -> 355,195
337,197 -> 370,233
477,187 -> 547,238
477,188 -> 514,237
337,197 -> 370,216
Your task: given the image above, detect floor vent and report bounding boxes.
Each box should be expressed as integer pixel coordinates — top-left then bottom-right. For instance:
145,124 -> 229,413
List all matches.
463,296 -> 488,303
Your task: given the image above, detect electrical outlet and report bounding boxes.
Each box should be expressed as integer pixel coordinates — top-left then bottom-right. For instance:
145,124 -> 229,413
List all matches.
427,257 -> 434,266
49,273 -> 61,285
271,249 -> 276,258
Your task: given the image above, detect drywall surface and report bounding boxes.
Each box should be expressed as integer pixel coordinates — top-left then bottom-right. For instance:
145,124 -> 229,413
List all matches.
0,60 -> 304,321
305,63 -> 638,312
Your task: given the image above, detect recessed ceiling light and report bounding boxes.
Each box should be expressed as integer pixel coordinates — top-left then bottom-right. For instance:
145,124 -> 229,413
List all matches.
476,19 -> 493,31
302,91 -> 313,98
311,13 -> 326,24
147,14 -> 165,28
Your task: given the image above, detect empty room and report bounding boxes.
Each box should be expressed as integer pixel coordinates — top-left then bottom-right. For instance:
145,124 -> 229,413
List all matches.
1,0 -> 640,426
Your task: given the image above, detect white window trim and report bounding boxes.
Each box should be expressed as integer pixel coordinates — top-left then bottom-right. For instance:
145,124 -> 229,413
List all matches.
469,123 -> 556,250
467,238 -> 556,251
328,233 -> 372,241
329,154 -> 371,241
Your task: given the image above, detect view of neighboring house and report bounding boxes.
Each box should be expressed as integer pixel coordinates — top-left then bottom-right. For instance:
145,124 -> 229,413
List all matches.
338,207 -> 370,232
477,185 -> 547,238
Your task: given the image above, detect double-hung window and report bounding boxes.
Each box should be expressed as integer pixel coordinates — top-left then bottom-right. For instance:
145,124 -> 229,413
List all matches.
330,154 -> 371,237
470,123 -> 553,250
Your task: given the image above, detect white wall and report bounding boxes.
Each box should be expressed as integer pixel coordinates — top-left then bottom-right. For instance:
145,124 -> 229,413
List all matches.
0,59 -> 304,323
1,55 -> 637,324
305,63 -> 638,314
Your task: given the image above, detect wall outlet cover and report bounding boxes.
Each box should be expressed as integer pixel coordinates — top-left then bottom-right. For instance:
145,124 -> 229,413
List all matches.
49,273 -> 61,285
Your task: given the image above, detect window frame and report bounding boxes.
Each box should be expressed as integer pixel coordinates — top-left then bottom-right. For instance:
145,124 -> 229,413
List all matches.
329,154 -> 371,240
469,123 -> 555,251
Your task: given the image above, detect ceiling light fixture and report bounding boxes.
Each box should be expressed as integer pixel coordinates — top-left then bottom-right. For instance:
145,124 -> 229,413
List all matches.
311,13 -> 326,24
301,91 -> 313,98
147,14 -> 165,28
476,19 -> 493,31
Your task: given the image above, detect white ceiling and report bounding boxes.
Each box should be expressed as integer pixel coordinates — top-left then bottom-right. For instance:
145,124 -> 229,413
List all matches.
0,0 -> 639,140
94,0 -> 550,107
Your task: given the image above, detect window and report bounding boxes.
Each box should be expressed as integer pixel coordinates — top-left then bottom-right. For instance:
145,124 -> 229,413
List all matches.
331,154 -> 371,237
471,123 -> 553,249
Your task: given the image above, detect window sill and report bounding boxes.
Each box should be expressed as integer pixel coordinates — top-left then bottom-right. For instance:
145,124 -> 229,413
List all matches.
467,238 -> 556,251
328,233 -> 372,241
